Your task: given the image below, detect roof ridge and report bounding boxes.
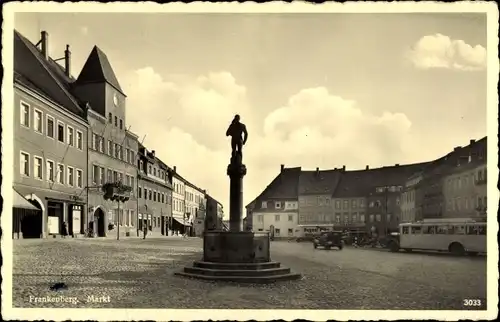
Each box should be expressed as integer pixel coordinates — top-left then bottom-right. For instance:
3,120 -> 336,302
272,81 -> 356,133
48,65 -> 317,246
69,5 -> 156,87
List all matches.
15,31 -> 83,115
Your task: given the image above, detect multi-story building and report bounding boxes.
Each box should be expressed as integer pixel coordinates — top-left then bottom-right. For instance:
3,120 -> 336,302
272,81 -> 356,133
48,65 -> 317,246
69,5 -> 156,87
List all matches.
401,172 -> 423,223
72,44 -> 139,238
244,199 -> 256,231
298,167 -> 341,231
171,167 -> 190,234
442,145 -> 487,220
183,181 -> 205,236
249,165 -> 301,238
137,145 -> 173,236
14,30 -> 89,238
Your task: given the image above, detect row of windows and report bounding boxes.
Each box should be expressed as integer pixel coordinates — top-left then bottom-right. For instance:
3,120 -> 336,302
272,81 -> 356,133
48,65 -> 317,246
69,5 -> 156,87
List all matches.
110,208 -> 136,227
108,112 -> 125,130
256,214 -> 295,222
446,196 -> 487,211
375,186 -> 404,193
298,212 -> 368,224
19,152 -> 83,188
92,165 -> 135,192
261,201 -> 298,209
174,182 -> 185,195
402,225 -> 486,235
20,101 -> 84,150
447,168 -> 487,191
138,186 -> 171,205
141,161 -> 168,181
91,133 -> 135,165
173,197 -> 185,213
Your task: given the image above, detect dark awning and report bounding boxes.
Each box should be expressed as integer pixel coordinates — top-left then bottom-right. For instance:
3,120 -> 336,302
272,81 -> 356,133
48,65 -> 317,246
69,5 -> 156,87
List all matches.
173,217 -> 191,226
13,189 -> 40,211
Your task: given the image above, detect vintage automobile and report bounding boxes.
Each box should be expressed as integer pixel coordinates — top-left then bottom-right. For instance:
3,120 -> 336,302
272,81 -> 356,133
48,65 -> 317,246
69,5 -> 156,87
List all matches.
313,231 -> 344,250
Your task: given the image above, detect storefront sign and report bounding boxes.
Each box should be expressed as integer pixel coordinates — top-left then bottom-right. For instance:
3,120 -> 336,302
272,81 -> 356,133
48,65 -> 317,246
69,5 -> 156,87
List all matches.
48,216 -> 59,235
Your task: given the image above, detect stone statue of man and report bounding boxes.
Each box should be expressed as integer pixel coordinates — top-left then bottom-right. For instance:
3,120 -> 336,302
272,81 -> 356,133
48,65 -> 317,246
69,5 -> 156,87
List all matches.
226,114 -> 248,158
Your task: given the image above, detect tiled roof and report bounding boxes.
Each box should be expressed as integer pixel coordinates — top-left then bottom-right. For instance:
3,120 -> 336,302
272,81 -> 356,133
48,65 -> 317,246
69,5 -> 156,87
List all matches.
299,169 -> 341,195
75,46 -> 125,95
332,163 -> 430,198
245,167 -> 301,208
14,30 -> 84,117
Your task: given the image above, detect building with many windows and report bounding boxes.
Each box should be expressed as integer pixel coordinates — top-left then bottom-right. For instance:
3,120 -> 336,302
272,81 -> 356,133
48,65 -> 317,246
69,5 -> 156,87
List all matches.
72,44 -> 139,238
137,145 -> 173,236
14,30 -> 89,238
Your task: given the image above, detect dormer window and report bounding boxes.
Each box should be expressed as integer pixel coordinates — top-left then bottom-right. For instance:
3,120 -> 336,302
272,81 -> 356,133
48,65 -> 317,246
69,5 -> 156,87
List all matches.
261,201 -> 267,209
275,202 -> 281,208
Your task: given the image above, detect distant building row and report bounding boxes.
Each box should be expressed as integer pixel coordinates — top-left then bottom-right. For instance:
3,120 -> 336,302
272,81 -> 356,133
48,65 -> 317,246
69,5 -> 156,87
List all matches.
12,30 -> 223,239
246,138 -> 487,238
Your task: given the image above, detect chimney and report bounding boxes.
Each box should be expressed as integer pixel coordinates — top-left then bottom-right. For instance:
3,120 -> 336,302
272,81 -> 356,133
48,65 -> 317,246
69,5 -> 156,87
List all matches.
316,167 -> 319,175
454,146 -> 461,152
470,139 -> 476,145
280,164 -> 285,172
41,31 -> 49,60
365,165 -> 369,170
395,164 -> 400,167
173,166 -> 177,173
151,150 -> 155,157
64,44 -> 71,77
342,165 -> 346,171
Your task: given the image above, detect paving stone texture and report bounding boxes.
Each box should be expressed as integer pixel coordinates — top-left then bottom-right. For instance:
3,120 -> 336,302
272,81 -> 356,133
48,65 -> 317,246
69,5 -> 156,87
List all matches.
12,238 -> 487,309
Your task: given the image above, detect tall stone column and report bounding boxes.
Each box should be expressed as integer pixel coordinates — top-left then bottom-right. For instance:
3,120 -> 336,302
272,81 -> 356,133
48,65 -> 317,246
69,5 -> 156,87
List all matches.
227,154 -> 247,232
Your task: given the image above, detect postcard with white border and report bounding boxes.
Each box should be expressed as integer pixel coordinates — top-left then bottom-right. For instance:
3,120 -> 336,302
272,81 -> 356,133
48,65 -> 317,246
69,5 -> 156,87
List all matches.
1,1 -> 498,321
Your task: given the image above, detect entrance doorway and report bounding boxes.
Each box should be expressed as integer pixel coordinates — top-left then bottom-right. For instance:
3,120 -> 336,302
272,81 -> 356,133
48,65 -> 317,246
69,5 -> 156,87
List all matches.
21,199 -> 43,238
94,208 -> 106,237
161,216 -> 165,235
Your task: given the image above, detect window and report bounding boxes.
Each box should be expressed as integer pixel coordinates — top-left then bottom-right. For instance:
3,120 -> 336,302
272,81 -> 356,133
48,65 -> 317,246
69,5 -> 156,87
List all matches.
46,115 -> 55,138
335,200 -> 341,209
258,215 -> 264,222
34,109 -> 43,133
100,167 -> 105,185
119,119 -> 123,130
125,148 -> 130,163
343,200 -> 349,209
108,113 -> 112,123
153,167 -> 157,176
359,199 -> 365,208
402,226 -> 410,234
369,201 -> 374,208
149,189 -> 152,200
288,228 -> 293,236
369,214 -> 374,222
107,169 -> 112,182
275,201 -> 281,208
343,213 -> 349,223
67,167 -> 75,186
47,160 -> 55,182
275,214 -> 280,221
115,144 -> 120,158
351,200 -> 357,209
67,126 -> 74,146
76,169 -> 83,188
131,177 -> 135,193
108,140 -> 113,155
335,213 -> 341,223
153,191 -> 157,202
76,131 -> 83,150
261,201 -> 267,208
138,187 -> 142,198
20,102 -> 30,127
57,164 -> 65,184
130,150 -> 135,164
57,122 -> 65,142
352,213 -> 358,222
360,213 -> 365,223
99,137 -> 104,153
33,156 -> 43,179
93,165 -> 99,184
119,146 -> 124,160
114,116 -> 118,127
274,228 -> 280,236
20,152 -> 30,176
387,214 -> 392,222
288,214 -> 293,222
92,133 -> 98,150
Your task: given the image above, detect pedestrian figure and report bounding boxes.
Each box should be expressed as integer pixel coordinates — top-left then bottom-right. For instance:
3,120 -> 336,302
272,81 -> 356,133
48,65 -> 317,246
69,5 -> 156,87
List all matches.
62,222 -> 68,238
143,225 -> 147,240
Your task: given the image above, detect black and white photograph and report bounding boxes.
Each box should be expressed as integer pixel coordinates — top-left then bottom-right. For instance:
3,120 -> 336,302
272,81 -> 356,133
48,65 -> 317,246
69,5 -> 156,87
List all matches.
1,2 -> 498,321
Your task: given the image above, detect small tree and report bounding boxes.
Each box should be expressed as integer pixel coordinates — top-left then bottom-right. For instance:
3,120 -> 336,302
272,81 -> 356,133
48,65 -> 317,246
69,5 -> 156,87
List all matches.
102,181 -> 132,240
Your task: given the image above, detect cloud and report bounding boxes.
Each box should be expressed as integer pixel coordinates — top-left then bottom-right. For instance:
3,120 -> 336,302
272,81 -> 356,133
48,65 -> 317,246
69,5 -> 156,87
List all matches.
407,33 -> 486,71
123,68 -> 416,214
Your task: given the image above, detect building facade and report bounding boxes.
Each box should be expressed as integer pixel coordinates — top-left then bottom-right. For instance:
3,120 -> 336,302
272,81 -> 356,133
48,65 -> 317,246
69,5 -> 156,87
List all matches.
14,30 -> 89,238
73,46 -> 139,238
171,168 -> 190,234
137,145 -> 173,236
401,172 -> 423,223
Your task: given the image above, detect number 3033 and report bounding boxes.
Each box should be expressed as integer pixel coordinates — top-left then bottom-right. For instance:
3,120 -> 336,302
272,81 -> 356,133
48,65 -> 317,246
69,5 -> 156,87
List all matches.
463,299 -> 482,306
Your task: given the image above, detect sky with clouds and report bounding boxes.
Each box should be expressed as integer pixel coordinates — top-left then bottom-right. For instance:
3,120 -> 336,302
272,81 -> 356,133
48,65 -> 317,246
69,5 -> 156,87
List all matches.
14,12 -> 488,214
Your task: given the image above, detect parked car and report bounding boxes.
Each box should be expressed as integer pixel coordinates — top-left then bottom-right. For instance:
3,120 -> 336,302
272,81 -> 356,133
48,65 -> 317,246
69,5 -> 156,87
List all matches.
313,231 -> 344,250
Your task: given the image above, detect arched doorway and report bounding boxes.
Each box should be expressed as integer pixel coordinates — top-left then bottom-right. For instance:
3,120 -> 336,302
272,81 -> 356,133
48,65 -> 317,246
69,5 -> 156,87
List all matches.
94,208 -> 106,237
22,199 -> 43,238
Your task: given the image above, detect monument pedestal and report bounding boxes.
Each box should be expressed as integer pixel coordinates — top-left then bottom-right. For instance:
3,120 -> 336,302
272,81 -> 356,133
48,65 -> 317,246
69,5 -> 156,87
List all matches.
175,231 -> 301,283
175,150 -> 301,283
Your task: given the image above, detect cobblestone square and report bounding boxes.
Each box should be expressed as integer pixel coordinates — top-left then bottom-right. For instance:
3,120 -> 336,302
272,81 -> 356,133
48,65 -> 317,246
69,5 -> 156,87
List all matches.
12,238 -> 487,310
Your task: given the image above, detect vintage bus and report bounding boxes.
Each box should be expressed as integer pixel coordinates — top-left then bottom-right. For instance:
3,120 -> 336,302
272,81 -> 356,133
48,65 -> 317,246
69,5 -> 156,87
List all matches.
387,219 -> 486,256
